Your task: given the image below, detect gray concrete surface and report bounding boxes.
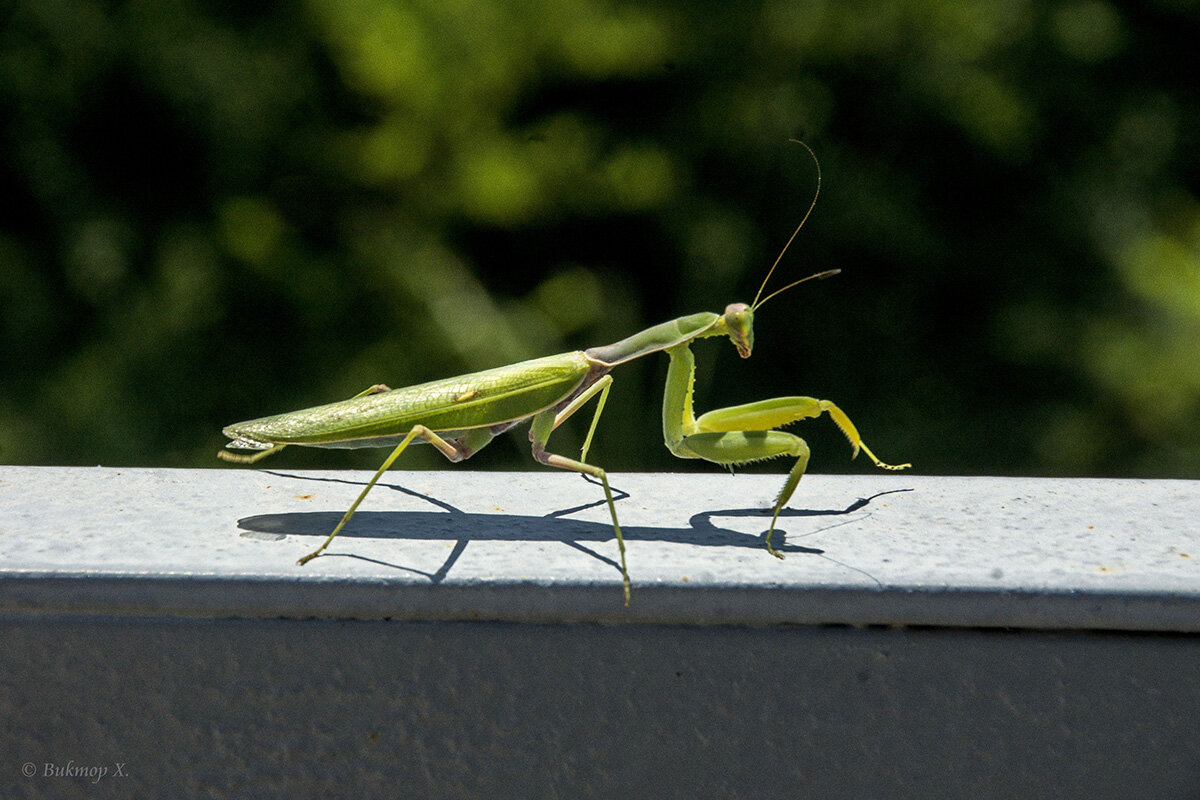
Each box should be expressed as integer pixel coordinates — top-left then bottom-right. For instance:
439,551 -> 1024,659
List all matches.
1,467 -> 1198,628
2,467 -> 1199,798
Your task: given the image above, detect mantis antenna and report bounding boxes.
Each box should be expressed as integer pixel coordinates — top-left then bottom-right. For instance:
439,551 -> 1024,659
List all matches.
751,140 -> 834,311
753,267 -> 840,311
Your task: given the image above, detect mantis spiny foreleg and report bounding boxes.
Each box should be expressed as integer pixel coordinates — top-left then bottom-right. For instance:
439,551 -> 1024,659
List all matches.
662,341 -> 909,557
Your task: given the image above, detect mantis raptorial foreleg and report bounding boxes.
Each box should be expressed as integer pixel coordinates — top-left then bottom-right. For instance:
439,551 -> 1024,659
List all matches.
663,342 -> 910,558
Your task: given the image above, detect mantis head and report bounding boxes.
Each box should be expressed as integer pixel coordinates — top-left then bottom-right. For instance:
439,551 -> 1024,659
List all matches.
726,266 -> 836,362
722,303 -> 754,358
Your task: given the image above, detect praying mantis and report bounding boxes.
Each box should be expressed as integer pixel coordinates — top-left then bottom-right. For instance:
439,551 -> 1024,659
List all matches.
218,149 -> 910,604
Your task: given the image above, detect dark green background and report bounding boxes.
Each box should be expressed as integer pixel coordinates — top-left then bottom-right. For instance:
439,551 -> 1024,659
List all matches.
3,0 -> 1198,478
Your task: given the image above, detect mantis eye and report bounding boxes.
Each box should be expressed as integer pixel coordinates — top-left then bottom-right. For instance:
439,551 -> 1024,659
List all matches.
723,303 -> 754,358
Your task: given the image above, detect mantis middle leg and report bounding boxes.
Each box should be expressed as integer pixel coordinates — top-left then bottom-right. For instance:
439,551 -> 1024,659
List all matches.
528,375 -> 632,604
662,343 -> 909,558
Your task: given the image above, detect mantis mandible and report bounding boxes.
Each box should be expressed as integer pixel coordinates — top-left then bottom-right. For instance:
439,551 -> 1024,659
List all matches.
218,148 -> 910,604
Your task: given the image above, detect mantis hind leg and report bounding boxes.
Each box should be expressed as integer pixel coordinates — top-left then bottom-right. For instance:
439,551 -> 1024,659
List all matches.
297,424 -> 495,566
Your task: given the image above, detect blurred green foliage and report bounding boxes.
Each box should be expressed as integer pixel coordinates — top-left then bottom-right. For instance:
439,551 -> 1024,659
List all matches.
2,0 -> 1198,478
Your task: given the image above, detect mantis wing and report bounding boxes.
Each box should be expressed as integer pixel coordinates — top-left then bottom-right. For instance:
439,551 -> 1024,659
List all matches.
223,351 -> 594,450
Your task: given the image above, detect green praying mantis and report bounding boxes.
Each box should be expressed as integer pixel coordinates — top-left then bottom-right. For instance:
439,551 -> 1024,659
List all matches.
218,151 -> 910,604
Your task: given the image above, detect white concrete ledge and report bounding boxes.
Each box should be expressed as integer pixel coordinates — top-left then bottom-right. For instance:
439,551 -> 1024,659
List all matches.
4,468 -> 1200,798
1,467 -> 1198,630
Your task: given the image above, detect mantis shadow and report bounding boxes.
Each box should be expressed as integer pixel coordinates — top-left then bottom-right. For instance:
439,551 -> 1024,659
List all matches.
236,472 -> 912,585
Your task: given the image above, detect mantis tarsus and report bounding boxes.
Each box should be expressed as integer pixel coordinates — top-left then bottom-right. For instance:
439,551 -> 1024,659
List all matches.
218,148 -> 910,604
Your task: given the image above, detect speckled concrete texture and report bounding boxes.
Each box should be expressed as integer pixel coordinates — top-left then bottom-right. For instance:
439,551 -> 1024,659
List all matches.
1,468 -> 1197,628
